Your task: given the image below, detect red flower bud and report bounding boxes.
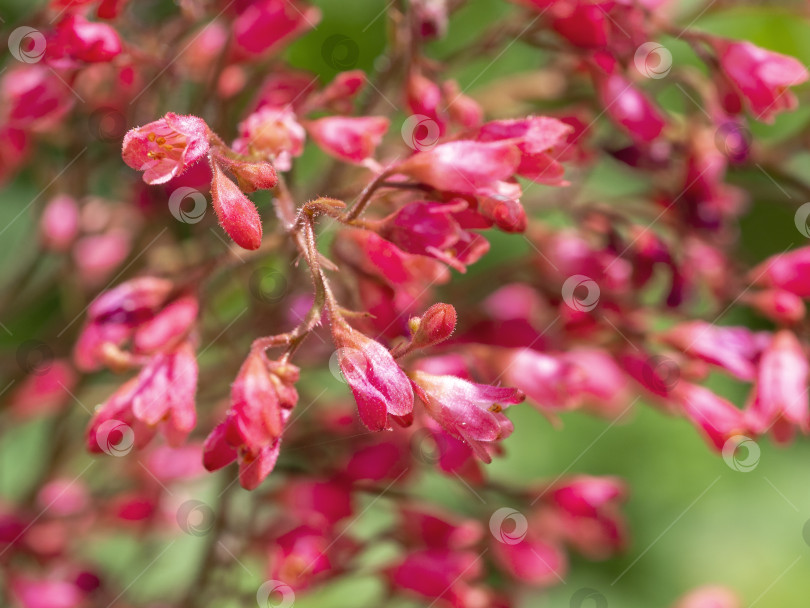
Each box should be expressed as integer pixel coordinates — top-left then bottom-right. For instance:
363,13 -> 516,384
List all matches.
211,161 -> 263,250
408,303 -> 457,350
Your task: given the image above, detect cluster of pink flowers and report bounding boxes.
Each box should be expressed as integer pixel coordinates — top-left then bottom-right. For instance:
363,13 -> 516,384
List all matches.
2,0 -> 809,606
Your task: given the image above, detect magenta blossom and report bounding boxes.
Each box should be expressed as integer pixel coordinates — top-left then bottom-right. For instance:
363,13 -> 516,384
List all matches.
122,113 -> 210,184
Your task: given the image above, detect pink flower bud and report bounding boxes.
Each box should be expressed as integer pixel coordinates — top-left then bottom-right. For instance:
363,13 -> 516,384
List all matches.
410,370 -> 524,461
748,330 -> 809,437
214,153 -> 278,193
2,65 -> 74,131
132,294 -> 199,354
306,116 -> 390,163
442,80 -> 483,128
88,276 -> 174,323
232,0 -> 320,57
715,40 -> 808,123
409,303 -> 457,350
491,535 -> 567,586
53,15 -> 122,64
671,382 -> 746,450
122,113 -> 210,185
745,289 -> 805,324
40,195 -> 80,251
331,319 -> 414,430
390,548 -> 483,605
313,70 -> 367,114
596,72 -> 666,142
750,246 -> 810,297
211,161 -> 263,250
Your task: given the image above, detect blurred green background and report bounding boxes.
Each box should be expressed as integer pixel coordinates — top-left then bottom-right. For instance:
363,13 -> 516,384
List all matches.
2,0 -> 810,606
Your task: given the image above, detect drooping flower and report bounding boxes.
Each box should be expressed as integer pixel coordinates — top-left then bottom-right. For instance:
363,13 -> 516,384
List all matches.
750,246 -> 810,298
122,113 -> 210,185
671,382 -> 747,450
330,317 -> 414,431
305,116 -> 390,164
203,352 -> 299,490
410,370 -> 524,461
232,0 -> 320,58
715,40 -> 809,123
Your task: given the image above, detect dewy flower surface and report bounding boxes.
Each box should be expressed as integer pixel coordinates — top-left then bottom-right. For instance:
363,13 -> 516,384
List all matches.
2,0 -> 809,607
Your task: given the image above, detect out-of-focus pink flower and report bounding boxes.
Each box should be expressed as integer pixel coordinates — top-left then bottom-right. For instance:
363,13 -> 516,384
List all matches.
744,289 -> 805,324
280,479 -> 353,529
595,72 -> 666,142
87,342 -> 198,450
661,322 -> 767,381
412,0 -> 449,39
180,20 -> 228,82
407,71 -> 447,134
10,576 -> 86,608
344,438 -> 410,482
203,353 -> 299,489
144,443 -> 207,482
715,40 -> 809,123
307,70 -> 367,114
442,80 -> 483,129
10,359 -> 77,419
306,116 -> 389,164
477,116 -> 572,185
503,349 -> 572,412
267,525 -> 339,590
122,113 -> 210,185
232,0 -> 320,57
1,66 -> 74,132
330,317 -> 414,430
548,475 -> 627,559
747,330 -> 809,440
750,246 -> 810,298
491,534 -> 567,586
51,14 -> 122,64
210,162 -> 263,250
132,294 -> 199,355
378,200 -> 490,272
36,479 -> 89,517
73,229 -> 132,287
233,106 -> 305,171
671,382 -> 746,450
389,548 -> 483,606
561,348 -> 631,416
40,195 -> 80,251
672,585 -> 742,608
410,370 -> 524,461
399,507 -> 483,549
396,140 -> 521,195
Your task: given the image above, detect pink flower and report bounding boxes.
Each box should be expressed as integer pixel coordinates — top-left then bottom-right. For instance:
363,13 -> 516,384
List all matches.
716,40 -> 809,123
491,534 -> 567,586
389,548 -> 483,606
203,353 -> 299,489
407,303 -> 457,351
330,318 -> 414,430
87,341 -> 198,451
122,113 -> 210,185
307,70 -> 367,114
395,140 -> 521,195
750,246 -> 810,298
233,106 -> 305,171
210,161 -> 264,250
744,289 -> 805,324
267,525 -> 337,589
10,576 -> 86,608
1,65 -> 74,131
232,0 -> 320,57
661,322 -> 767,381
378,200 -> 490,272
40,194 -> 80,251
747,330 -> 809,440
306,116 -> 390,163
671,382 -> 747,450
595,72 -> 666,142
410,370 -> 524,461
10,359 -> 77,419
52,14 -> 122,64
503,349 -> 573,411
